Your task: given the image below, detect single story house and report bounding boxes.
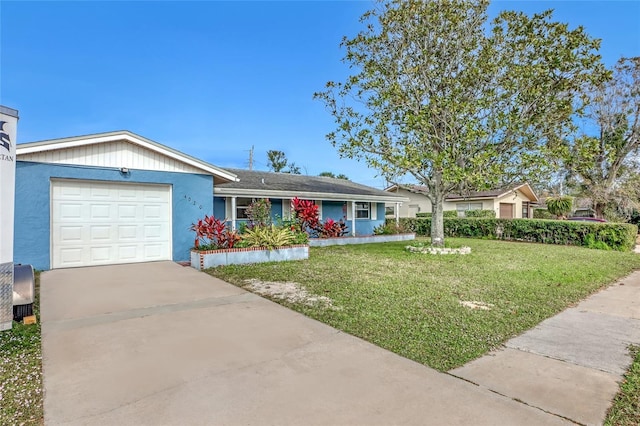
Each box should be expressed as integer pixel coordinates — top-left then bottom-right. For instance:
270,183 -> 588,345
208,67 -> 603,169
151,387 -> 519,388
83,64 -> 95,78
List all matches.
14,131 -> 407,270
385,183 -> 539,219
214,168 -> 409,236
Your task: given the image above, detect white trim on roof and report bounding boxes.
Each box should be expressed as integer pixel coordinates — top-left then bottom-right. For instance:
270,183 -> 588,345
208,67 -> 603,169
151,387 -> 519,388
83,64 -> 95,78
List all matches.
214,187 -> 409,204
387,183 -> 538,203
17,131 -> 238,182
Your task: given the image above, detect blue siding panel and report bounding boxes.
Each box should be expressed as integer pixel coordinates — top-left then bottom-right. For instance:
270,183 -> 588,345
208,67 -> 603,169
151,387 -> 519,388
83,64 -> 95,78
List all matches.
14,161 -> 214,270
213,196 -> 226,219
269,199 -> 283,223
321,201 -> 347,221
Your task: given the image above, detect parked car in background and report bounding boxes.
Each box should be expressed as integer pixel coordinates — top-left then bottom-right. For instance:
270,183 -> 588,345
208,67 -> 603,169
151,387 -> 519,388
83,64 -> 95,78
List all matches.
568,217 -> 607,223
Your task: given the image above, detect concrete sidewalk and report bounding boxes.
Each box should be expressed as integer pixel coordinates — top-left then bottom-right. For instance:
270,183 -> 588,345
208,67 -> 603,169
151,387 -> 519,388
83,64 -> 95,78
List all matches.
451,270 -> 640,426
41,262 -> 568,425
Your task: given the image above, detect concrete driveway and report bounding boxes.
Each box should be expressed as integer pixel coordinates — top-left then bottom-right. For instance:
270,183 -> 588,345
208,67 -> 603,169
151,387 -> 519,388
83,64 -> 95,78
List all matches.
41,261 -> 567,425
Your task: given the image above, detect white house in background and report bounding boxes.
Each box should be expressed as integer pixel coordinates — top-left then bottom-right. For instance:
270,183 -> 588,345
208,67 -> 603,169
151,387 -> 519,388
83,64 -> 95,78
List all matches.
385,183 -> 539,219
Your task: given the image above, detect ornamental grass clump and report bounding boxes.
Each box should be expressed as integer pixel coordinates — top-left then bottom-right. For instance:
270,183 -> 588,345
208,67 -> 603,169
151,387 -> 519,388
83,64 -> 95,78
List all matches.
241,225 -> 298,249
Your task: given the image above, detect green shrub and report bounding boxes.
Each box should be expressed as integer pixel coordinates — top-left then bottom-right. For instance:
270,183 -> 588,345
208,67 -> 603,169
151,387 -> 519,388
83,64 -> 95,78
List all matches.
373,222 -> 409,235
390,218 -> 638,251
465,209 -> 496,218
416,210 -> 457,218
533,208 -> 554,219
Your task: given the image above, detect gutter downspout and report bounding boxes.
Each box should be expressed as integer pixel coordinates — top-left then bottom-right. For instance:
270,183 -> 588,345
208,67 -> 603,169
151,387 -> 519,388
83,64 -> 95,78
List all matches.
351,201 -> 356,236
230,196 -> 237,231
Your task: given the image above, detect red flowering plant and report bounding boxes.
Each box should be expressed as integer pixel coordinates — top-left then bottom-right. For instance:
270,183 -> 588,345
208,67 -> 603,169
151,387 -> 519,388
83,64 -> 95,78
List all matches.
320,217 -> 349,238
190,215 -> 241,250
291,198 -> 320,232
291,197 -> 348,238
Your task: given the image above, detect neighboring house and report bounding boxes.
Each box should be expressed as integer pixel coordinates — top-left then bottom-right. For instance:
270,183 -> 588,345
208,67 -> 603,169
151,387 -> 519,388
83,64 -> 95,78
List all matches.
214,168 -> 408,236
385,183 -> 539,219
15,131 -> 238,270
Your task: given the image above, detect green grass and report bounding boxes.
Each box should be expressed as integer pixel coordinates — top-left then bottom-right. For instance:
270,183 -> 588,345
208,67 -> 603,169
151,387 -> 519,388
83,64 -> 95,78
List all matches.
208,238 -> 640,371
605,346 -> 640,426
0,273 -> 43,426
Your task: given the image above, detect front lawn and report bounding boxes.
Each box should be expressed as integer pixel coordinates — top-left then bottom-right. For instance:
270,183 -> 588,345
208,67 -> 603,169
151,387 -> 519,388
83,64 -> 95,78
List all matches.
606,346 -> 640,426
0,273 -> 42,425
208,238 -> 640,371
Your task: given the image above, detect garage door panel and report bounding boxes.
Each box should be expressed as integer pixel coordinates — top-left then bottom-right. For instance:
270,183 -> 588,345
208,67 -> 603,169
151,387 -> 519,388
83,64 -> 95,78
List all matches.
52,180 -> 171,268
90,204 -> 112,220
57,248 -> 84,267
59,226 -> 83,242
142,189 -> 168,201
90,246 -> 112,263
57,203 -> 84,221
119,245 -> 139,260
144,244 -> 164,259
117,187 -> 138,201
118,204 -> 138,220
90,185 -> 111,199
56,184 -> 83,199
90,225 -> 112,241
143,204 -> 163,220
118,225 -> 138,240
144,224 -> 162,239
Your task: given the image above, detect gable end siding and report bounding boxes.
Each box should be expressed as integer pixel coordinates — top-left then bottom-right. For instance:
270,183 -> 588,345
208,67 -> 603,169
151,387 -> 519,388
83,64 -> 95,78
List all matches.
18,140 -> 204,174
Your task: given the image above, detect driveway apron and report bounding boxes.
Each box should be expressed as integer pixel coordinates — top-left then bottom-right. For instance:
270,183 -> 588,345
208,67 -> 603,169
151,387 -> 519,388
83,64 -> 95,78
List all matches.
41,261 -> 568,425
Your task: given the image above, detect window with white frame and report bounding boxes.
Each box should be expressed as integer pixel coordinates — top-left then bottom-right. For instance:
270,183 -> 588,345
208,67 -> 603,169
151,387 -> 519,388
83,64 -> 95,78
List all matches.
385,205 -> 395,216
456,202 -> 483,217
355,202 -> 370,219
236,197 -> 253,219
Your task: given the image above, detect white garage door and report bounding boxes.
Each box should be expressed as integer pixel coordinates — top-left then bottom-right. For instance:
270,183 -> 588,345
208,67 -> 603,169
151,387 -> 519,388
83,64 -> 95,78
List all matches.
51,180 -> 172,268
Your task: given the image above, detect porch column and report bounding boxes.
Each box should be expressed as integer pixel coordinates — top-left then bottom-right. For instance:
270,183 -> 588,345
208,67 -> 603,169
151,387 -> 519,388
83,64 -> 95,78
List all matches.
230,196 -> 237,231
351,201 -> 356,236
395,202 -> 400,225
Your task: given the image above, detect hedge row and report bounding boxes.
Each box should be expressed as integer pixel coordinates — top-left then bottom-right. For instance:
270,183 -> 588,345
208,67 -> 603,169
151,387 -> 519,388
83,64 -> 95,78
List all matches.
416,211 -> 458,218
390,217 -> 638,251
416,209 -> 496,218
464,209 -> 496,218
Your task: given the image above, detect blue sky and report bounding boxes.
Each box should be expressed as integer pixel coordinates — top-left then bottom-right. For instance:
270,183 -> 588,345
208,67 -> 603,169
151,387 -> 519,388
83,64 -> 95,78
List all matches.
2,1 -> 639,188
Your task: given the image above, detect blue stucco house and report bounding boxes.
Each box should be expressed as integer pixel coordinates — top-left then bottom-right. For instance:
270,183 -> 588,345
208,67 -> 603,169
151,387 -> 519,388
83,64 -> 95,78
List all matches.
15,131 -> 407,270
213,169 -> 407,236
15,131 -> 238,270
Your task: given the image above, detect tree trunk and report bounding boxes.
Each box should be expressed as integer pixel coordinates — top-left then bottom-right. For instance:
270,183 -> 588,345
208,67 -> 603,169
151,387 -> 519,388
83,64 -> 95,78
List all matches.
594,202 -> 606,219
431,195 -> 446,247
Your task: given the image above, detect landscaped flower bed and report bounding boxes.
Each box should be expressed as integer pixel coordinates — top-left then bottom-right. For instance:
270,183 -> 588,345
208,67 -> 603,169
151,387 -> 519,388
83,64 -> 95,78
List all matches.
308,233 -> 415,247
189,198 -> 414,268
191,245 -> 309,270
190,199 -> 310,269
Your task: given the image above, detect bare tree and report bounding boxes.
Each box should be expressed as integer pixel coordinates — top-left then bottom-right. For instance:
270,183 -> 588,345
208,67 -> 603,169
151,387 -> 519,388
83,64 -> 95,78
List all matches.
565,57 -> 640,219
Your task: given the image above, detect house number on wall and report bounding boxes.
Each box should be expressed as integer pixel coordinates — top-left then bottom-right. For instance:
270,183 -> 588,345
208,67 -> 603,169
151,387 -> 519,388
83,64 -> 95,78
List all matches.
183,194 -> 203,210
